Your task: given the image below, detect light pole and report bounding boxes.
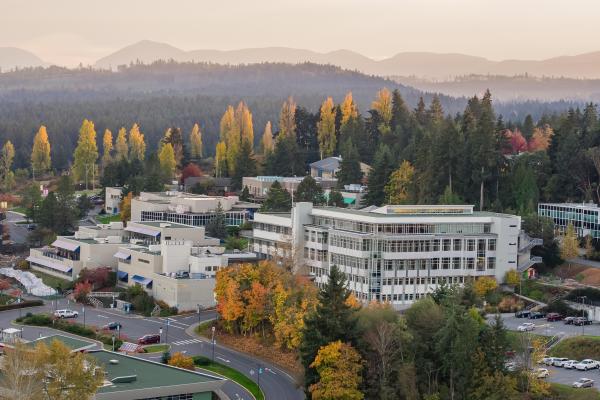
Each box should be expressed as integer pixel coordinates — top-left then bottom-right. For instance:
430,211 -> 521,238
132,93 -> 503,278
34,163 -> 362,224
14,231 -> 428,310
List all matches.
578,296 -> 587,336
112,335 -> 115,351
211,326 -> 216,361
165,319 -> 169,344
117,324 -> 120,340
159,327 -> 163,343
82,305 -> 86,328
197,304 -> 201,325
257,364 -> 262,388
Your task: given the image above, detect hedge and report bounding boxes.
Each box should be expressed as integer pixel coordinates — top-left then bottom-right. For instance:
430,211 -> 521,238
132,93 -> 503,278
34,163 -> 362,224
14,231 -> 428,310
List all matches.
0,300 -> 43,311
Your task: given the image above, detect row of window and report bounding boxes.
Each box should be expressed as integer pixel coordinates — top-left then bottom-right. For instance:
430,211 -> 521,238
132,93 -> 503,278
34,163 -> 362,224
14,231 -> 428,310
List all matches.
381,276 -> 467,286
140,211 -> 246,227
254,222 -> 292,235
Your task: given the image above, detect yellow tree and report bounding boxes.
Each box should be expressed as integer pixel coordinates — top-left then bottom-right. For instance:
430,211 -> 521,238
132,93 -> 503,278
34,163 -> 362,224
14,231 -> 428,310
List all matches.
317,97 -> 336,160
474,276 -> 498,297
119,192 -> 132,224
384,160 -> 415,204
372,88 -> 393,134
0,140 -> 15,190
309,341 -> 364,400
101,129 -> 113,169
215,141 -> 228,177
560,223 -> 579,266
279,97 -> 297,138
115,127 -> 128,161
261,121 -> 274,155
340,91 -> 358,129
235,101 -> 254,149
220,106 -> 241,176
159,143 -> 176,182
168,352 -> 195,370
529,124 -> 553,152
73,119 -> 99,190
0,341 -> 44,399
31,125 -> 51,180
190,123 -> 203,159
129,123 -> 146,161
214,268 -> 244,333
504,269 -> 521,287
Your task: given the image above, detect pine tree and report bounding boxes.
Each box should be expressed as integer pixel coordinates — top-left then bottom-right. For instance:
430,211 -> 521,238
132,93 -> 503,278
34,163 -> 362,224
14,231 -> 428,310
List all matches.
296,176 -> 325,204
522,114 -> 535,140
261,121 -> 274,155
190,123 -> 203,159
300,265 -> 359,391
337,139 -> 362,187
317,97 -> 337,159
240,186 -> 251,201
328,189 -> 345,207
31,125 -> 51,180
261,181 -> 292,212
115,127 -> 128,161
266,135 -> 305,177
101,129 -> 113,170
158,143 -> 177,182
363,144 -> 394,206
73,119 -> 99,190
279,97 -> 297,138
129,123 -> 146,161
232,139 -> 257,190
54,175 -> 77,234
414,97 -> 427,126
206,202 -> 227,239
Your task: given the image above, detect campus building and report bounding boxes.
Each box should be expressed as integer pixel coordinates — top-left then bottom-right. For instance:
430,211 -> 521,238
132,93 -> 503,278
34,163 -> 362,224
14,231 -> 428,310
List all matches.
131,191 -> 259,227
249,203 -> 540,307
104,187 -> 122,215
309,156 -> 371,180
538,202 -> 600,238
242,175 -> 338,199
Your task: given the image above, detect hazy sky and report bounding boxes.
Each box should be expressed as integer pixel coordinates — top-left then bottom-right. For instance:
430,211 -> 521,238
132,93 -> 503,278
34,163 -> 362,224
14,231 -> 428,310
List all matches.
3,0 -> 600,66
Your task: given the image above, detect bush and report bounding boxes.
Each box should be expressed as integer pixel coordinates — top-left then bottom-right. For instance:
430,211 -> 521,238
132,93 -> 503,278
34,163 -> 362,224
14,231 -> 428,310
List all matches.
0,299 -> 43,311
497,296 -> 524,313
543,300 -> 579,317
193,355 -> 212,366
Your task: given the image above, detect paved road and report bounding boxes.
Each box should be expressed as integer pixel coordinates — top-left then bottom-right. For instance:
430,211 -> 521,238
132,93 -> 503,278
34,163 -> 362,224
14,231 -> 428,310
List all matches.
4,211 -> 28,244
496,313 -> 600,337
542,364 -> 600,387
0,298 -> 304,400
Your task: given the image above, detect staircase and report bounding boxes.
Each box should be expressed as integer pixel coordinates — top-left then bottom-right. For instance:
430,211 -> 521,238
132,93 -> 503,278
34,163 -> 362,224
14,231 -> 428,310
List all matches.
517,256 -> 543,272
87,296 -> 103,308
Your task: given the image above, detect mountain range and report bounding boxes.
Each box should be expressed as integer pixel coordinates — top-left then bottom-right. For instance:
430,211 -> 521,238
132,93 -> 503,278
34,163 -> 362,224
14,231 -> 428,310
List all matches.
0,47 -> 46,71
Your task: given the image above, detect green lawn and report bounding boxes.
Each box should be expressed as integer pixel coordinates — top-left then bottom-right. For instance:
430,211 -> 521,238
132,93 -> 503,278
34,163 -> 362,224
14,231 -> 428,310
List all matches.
143,344 -> 170,353
0,293 -> 16,305
549,336 -> 600,360
550,383 -> 600,400
31,270 -> 73,292
96,214 -> 121,224
9,206 -> 27,215
194,356 -> 264,400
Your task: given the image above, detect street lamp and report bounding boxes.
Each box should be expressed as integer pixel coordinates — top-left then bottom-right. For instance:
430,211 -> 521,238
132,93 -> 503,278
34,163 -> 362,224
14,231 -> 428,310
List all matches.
578,296 -> 587,336
165,319 -> 169,344
211,326 -> 216,361
117,324 -> 120,340
197,304 -> 201,325
82,306 -> 86,328
159,327 -> 163,343
112,335 -> 115,352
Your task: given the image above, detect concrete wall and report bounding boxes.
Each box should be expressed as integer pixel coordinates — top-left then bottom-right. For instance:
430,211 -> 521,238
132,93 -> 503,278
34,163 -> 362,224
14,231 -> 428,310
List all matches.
104,187 -> 122,214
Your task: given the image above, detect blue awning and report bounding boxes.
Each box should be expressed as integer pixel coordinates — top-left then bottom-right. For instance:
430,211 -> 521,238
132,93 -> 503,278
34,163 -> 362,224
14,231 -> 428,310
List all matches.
117,271 -> 128,281
114,251 -> 131,261
131,275 -> 152,287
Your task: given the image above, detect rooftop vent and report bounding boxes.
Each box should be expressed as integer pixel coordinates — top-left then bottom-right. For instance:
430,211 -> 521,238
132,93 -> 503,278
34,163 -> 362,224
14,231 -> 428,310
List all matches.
111,375 -> 137,384
109,359 -> 119,365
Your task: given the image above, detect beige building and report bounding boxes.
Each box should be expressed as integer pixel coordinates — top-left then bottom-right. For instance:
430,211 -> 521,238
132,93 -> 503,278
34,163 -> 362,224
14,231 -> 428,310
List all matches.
242,176 -> 338,199
104,187 -> 122,214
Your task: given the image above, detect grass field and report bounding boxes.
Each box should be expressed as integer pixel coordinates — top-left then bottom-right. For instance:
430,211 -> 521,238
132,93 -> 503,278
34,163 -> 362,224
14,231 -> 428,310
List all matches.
550,383 -> 600,400
143,344 -> 170,353
96,214 -> 121,224
9,206 -> 27,215
31,270 -> 73,292
549,336 -> 600,360
194,355 -> 264,400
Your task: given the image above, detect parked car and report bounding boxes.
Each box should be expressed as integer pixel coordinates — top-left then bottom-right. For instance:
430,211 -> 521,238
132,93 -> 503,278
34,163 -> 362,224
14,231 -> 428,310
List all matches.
543,357 -> 559,366
552,358 -> 568,367
547,313 -> 564,322
572,378 -> 594,388
26,223 -> 37,231
536,368 -> 549,378
564,316 -> 577,325
137,334 -> 161,345
53,309 -> 79,319
573,317 -> 593,326
517,322 -> 536,332
529,311 -> 546,319
175,271 -> 190,279
103,322 -> 122,330
574,359 -> 600,371
563,360 -> 579,369
515,310 -> 531,318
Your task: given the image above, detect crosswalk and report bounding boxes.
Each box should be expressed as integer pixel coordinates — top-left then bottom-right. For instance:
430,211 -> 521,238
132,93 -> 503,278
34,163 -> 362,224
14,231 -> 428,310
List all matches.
172,338 -> 204,346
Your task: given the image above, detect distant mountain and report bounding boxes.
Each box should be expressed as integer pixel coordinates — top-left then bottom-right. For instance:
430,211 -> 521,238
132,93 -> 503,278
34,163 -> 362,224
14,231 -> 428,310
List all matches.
0,47 -> 45,71
93,41 -> 600,79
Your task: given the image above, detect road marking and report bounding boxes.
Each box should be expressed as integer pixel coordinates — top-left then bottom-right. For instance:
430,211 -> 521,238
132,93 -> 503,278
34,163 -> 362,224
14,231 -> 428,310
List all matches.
265,367 -> 276,375
172,338 -> 204,346
96,314 -> 109,319
141,318 -> 184,329
217,356 -> 231,363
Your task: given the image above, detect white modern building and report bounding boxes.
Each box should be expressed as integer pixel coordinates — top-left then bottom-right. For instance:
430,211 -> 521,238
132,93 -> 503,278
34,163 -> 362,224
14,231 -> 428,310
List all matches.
242,176 -> 338,199
104,187 -> 122,214
131,191 -> 259,227
249,203 -> 540,307
538,202 -> 600,238
27,222 -> 126,281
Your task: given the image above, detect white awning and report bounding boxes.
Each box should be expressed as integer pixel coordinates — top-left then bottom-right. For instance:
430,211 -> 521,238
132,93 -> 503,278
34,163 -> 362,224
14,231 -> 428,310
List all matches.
26,256 -> 72,274
113,251 -> 131,260
51,239 -> 80,252
125,226 -> 161,237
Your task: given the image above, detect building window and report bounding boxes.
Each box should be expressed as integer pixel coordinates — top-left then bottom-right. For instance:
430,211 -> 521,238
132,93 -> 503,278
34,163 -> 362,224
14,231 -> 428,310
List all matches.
488,239 -> 496,251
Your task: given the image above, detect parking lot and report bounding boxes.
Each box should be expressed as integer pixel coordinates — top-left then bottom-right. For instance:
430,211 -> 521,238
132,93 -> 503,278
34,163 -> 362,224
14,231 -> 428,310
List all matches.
542,364 -> 600,387
496,313 -> 600,337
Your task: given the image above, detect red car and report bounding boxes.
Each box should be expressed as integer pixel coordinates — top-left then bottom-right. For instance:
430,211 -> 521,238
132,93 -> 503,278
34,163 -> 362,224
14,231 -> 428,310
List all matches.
547,313 -> 564,322
137,334 -> 161,345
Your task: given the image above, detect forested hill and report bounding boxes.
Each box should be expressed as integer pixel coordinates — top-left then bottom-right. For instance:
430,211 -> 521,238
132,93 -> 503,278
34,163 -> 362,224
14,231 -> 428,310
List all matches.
0,62 -> 580,169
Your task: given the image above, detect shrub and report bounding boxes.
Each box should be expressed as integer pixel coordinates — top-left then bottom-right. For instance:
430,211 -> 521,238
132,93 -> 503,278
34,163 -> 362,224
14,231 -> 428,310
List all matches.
543,300 -> 579,316
73,281 -> 92,303
193,355 -> 212,366
0,299 -> 43,311
497,296 -> 524,313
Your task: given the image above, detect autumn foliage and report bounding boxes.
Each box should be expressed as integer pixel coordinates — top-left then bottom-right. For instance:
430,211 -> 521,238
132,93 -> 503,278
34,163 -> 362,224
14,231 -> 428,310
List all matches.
214,261 -> 317,350
181,163 -> 203,182
309,340 -> 364,400
73,281 -> 92,303
168,352 -> 195,370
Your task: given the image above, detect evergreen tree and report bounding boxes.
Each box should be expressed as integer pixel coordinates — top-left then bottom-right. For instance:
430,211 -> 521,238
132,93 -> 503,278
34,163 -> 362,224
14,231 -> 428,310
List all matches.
22,183 -> 42,222
295,176 -> 325,204
54,175 -> 77,234
38,192 -> 57,230
511,161 -> 538,215
266,134 -> 305,177
363,144 -> 394,206
522,114 -> 535,140
328,189 -> 345,208
73,119 -> 99,190
206,202 -> 227,239
438,185 -> 464,205
261,181 -> 292,212
240,186 -> 250,202
232,139 -> 257,190
336,139 -> 362,187
300,265 -> 359,392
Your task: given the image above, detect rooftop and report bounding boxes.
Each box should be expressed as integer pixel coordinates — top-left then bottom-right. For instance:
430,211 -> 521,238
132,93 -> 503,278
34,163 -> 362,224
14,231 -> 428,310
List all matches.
539,202 -> 600,210
135,221 -> 197,229
91,350 -> 221,394
25,334 -> 97,352
310,156 -> 342,171
313,205 -> 516,219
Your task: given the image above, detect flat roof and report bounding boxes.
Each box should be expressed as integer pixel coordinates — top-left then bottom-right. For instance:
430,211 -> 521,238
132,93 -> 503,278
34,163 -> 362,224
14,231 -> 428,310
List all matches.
539,202 -> 600,210
91,350 -> 221,393
313,206 -> 516,219
135,221 -> 196,229
27,334 -> 97,352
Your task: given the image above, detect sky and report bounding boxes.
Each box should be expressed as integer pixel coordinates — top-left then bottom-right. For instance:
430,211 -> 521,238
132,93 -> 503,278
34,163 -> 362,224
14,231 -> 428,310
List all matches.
2,0 -> 600,66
